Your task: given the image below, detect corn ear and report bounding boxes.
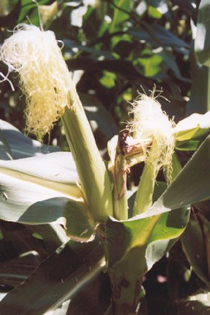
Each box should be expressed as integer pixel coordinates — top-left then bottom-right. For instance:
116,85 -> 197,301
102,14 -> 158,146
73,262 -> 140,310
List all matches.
0,24 -> 113,222
130,93 -> 175,215
133,146 -> 157,216
62,97 -> 113,222
108,135 -> 128,220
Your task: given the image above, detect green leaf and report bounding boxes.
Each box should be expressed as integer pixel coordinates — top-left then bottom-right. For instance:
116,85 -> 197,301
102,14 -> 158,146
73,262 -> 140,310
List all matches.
187,46 -> 210,114
0,126 -> 12,160
174,112 -> 210,150
105,207 -> 189,270
159,49 -> 190,82
182,212 -> 210,287
177,292 -> 210,315
99,70 -> 117,88
195,0 -> 210,66
0,239 -> 110,315
138,54 -> 162,77
18,0 -> 51,24
0,222 -> 69,290
128,24 -> 189,50
162,135 -> 210,210
147,5 -> 162,19
109,0 -> 131,33
63,39 -> 115,60
0,151 -> 80,198
20,199 -> 95,241
0,149 -> 96,240
38,1 -> 58,29
0,120 -> 60,159
176,139 -> 202,151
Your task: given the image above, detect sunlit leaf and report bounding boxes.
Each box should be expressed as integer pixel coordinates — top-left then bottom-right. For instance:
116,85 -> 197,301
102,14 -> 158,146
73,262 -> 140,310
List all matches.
174,112 -> 210,140
18,0 -> 50,24
195,0 -> 210,66
99,70 -> 117,88
138,54 -> 162,77
109,0 -> 131,33
187,54 -> 210,114
0,151 -> 80,196
147,5 -> 162,19
0,120 -> 60,159
177,292 -> 210,314
39,1 -> 58,29
0,127 -> 12,160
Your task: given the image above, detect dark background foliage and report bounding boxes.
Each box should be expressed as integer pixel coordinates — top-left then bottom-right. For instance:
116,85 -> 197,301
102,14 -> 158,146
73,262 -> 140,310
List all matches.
0,0 -> 199,150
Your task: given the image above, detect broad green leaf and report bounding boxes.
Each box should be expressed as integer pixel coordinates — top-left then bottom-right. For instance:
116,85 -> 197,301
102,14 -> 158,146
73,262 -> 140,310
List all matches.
63,39 -> 115,60
0,152 -> 80,197
159,49 -> 190,82
177,292 -> 210,315
0,120 -> 60,159
19,198 -> 94,241
99,71 -> 117,88
0,150 -> 95,240
0,181 -> 94,239
38,1 -> 58,29
176,139 -> 202,151
195,0 -> 210,66
187,58 -> 210,114
76,59 -> 152,88
174,112 -> 210,142
138,54 -> 162,77
160,134 -> 210,210
181,212 -> 210,287
109,0 -> 131,33
105,207 -> 189,270
0,223 -> 69,288
0,127 -> 12,160
0,239 -> 109,315
18,0 -> 51,24
147,5 -> 162,19
47,300 -> 70,315
128,24 -> 189,51
82,0 -> 108,38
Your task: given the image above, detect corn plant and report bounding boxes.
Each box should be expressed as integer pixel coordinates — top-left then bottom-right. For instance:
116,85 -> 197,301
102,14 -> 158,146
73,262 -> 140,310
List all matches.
0,6 -> 209,315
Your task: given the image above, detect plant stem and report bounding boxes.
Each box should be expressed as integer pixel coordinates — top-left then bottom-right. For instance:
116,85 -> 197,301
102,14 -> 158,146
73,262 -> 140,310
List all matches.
112,154 -> 128,220
133,161 -> 156,216
62,90 -> 113,222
